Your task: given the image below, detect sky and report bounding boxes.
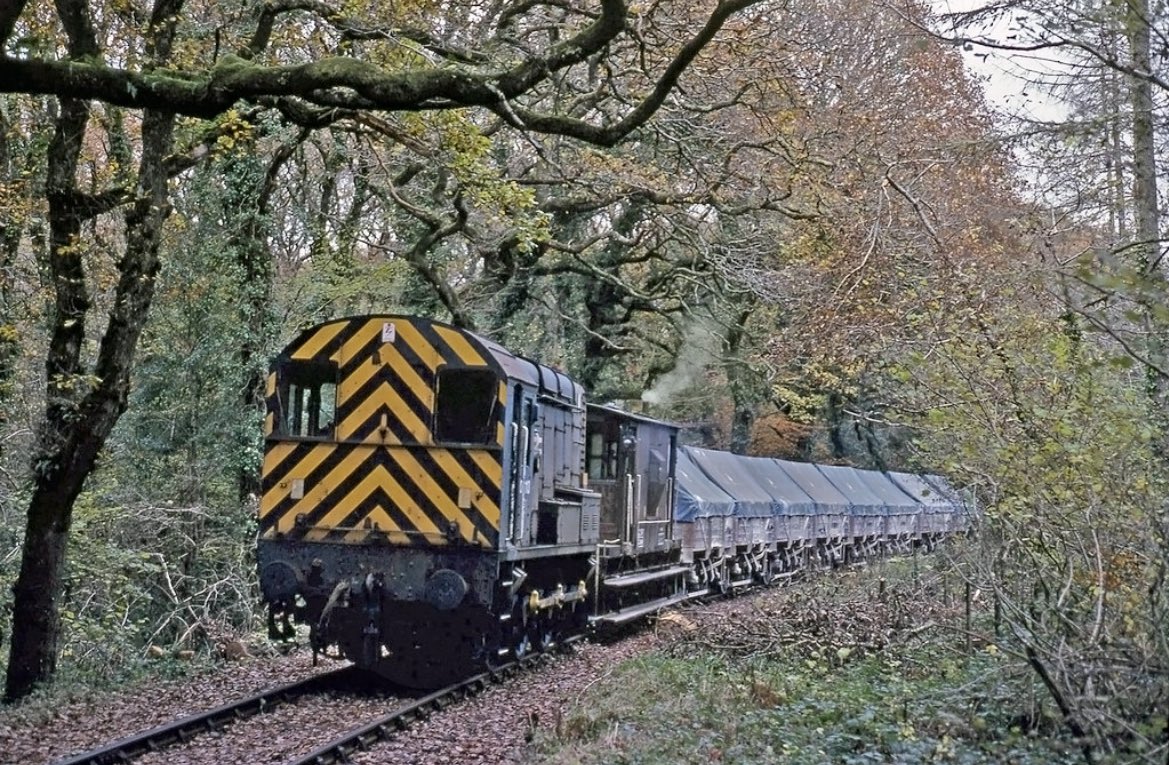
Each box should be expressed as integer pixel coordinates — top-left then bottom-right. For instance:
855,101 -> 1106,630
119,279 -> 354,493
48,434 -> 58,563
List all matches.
931,0 -> 1071,124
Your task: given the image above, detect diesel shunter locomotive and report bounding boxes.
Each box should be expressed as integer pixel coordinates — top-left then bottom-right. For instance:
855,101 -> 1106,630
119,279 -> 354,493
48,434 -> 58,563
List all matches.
257,315 -> 967,688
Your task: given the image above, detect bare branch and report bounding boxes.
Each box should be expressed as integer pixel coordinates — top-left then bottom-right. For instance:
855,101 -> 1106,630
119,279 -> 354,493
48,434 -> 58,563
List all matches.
497,0 -> 762,145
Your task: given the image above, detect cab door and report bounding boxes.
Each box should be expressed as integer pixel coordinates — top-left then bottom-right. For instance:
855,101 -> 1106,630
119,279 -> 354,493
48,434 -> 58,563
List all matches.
508,385 -> 540,545
633,425 -> 674,552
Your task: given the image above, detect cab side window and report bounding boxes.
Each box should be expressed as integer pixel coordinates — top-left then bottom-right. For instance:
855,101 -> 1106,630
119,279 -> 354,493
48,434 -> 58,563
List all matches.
434,367 -> 497,444
276,359 -> 337,439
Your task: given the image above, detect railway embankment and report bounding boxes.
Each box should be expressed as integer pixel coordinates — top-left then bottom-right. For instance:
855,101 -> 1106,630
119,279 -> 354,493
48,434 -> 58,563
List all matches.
525,553 -> 1091,765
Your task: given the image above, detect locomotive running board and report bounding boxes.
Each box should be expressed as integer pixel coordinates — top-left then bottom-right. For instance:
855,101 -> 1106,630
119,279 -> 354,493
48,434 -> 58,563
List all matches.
590,589 -> 705,627
601,564 -> 692,589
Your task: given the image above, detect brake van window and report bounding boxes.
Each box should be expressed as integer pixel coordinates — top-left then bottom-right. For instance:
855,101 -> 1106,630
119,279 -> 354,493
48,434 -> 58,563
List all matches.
434,367 -> 496,444
277,360 -> 337,438
587,429 -> 619,480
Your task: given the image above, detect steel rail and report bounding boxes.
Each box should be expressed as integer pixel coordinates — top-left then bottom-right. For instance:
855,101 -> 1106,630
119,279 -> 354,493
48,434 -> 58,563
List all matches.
284,636 -> 585,765
53,665 -> 360,765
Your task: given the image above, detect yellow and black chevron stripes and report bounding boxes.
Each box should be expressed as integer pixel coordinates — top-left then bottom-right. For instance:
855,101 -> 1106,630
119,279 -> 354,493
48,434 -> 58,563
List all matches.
289,320 -> 348,362
336,339 -> 431,444
266,316 -> 500,448
260,442 -> 502,546
261,316 -> 510,547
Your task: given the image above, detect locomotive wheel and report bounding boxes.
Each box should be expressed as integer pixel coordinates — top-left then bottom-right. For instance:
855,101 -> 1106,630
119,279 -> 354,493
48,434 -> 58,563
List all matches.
503,597 -> 578,659
514,631 -> 533,658
533,610 -> 559,651
503,596 -> 534,659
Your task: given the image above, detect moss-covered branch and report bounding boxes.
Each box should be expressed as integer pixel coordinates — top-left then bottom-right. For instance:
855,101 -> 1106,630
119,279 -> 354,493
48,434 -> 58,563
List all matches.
0,0 -> 628,116
0,0 -> 763,146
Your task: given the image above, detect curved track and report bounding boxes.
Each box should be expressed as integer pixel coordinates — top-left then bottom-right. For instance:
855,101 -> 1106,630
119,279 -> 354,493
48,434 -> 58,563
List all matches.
51,635 -> 583,765
52,666 -> 359,765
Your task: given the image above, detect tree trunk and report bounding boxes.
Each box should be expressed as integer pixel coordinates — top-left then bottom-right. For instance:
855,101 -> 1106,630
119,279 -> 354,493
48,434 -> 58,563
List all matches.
235,148 -> 290,501
5,0 -> 181,699
725,307 -> 757,455
1104,65 -> 1127,243
4,95 -> 90,702
5,481 -> 87,699
1125,4 -> 1169,748
1125,0 -> 1168,453
0,101 -> 23,460
4,107 -> 175,701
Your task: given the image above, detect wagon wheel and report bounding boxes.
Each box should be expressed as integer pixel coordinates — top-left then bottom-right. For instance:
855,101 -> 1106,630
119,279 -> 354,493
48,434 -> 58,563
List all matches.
758,558 -> 775,586
713,572 -> 732,597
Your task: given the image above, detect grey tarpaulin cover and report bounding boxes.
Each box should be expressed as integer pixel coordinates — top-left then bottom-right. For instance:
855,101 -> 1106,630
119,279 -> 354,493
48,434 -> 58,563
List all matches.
853,470 -> 922,515
682,446 -> 777,518
924,474 -> 972,516
815,464 -> 888,516
887,471 -> 952,513
749,458 -> 817,515
774,460 -> 851,515
674,446 -> 737,521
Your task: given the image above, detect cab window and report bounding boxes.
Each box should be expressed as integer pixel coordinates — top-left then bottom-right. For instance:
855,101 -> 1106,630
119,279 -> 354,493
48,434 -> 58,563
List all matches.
587,427 -> 619,480
645,448 -> 667,518
434,367 -> 497,444
276,360 -> 337,439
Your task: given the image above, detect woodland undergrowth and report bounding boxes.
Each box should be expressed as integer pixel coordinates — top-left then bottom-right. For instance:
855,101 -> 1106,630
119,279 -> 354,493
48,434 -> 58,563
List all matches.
531,550 -> 1163,765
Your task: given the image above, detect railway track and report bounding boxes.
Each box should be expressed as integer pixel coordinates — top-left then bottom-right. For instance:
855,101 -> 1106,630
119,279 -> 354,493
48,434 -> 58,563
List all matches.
284,635 -> 584,765
44,562 -> 921,765
51,636 -> 583,765
52,666 -> 360,765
